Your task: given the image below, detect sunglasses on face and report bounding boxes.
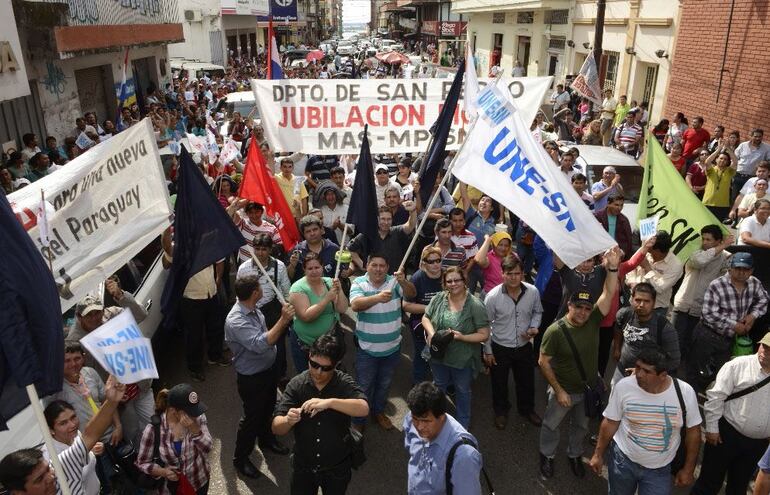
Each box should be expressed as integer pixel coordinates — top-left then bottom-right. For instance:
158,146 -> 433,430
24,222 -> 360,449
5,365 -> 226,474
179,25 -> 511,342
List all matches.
308,359 -> 335,372
423,258 -> 442,265
445,278 -> 464,285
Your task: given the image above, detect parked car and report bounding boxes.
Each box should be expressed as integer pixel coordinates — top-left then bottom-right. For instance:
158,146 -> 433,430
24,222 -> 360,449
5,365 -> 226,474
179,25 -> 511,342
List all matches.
336,42 -> 356,56
170,58 -> 226,80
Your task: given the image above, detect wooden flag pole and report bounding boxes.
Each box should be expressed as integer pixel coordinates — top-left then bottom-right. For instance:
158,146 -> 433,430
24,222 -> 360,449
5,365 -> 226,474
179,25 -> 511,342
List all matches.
35,188 -> 73,495
250,251 -> 287,305
333,224 -> 349,279
397,119 -> 478,273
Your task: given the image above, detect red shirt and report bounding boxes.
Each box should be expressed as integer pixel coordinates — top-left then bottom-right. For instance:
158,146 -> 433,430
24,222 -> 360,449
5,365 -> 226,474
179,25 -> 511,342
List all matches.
681,128 -> 711,159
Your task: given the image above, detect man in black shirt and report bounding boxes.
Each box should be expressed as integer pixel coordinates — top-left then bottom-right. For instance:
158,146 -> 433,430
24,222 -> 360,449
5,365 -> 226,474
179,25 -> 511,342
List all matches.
273,334 -> 369,495
349,203 -> 416,273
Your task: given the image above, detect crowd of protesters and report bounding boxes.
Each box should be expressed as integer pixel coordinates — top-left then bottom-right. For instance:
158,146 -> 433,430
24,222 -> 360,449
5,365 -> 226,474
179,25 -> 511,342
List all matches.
3,48 -> 770,495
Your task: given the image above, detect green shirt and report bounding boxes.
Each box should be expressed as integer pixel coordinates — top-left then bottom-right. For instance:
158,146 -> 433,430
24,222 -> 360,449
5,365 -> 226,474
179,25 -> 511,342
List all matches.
702,166 -> 736,207
613,103 -> 631,127
424,292 -> 489,374
540,308 -> 603,394
289,276 -> 336,345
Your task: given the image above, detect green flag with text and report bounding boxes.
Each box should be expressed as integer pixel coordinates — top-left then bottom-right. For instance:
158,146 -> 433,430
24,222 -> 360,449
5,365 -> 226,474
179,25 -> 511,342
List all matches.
638,134 -> 726,262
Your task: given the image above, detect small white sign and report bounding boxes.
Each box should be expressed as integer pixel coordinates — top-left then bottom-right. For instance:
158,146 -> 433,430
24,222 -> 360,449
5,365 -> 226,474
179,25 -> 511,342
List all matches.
639,215 -> 659,241
75,132 -> 95,150
80,310 -> 159,384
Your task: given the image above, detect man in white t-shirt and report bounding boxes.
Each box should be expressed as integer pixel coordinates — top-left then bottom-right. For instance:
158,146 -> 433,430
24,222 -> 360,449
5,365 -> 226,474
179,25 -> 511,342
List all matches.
738,198 -> 770,247
600,90 -> 618,146
589,348 -> 701,494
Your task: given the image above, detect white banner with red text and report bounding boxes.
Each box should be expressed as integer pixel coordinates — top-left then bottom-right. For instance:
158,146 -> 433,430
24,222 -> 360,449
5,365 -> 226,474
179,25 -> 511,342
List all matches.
8,119 -> 172,311
251,77 -> 553,155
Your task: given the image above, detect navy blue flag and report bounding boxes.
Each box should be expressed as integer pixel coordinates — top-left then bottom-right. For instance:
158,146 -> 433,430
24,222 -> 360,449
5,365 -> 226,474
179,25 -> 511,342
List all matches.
0,194 -> 64,430
160,146 -> 245,327
346,125 -> 379,247
418,59 -> 465,207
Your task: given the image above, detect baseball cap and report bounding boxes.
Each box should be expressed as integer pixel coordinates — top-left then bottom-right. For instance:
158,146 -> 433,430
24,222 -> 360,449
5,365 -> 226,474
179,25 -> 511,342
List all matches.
374,163 -> 389,173
569,289 -> 595,308
244,201 -> 264,212
76,295 -> 104,316
730,252 -> 753,269
759,332 -> 770,347
168,383 -> 207,417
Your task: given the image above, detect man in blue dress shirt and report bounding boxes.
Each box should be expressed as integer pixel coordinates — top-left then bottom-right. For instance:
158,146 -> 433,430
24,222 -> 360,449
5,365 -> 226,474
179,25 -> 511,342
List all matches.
403,382 -> 483,494
226,273 -> 295,479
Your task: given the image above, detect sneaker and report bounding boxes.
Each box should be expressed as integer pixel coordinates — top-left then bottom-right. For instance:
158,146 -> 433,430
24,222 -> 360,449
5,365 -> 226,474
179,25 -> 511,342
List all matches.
568,456 -> 585,478
539,454 -> 554,480
208,356 -> 231,367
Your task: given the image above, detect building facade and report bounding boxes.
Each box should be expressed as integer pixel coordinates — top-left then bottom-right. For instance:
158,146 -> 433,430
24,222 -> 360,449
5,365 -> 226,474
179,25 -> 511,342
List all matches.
11,0 -> 183,146
664,0 -> 768,137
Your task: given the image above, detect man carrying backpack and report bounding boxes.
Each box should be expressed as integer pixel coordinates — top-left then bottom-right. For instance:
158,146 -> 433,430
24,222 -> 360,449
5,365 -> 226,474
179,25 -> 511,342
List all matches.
612,282 -> 681,386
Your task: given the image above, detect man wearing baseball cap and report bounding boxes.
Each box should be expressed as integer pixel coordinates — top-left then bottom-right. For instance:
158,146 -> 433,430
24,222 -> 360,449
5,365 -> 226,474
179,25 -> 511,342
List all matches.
538,247 -> 621,480
692,331 -> 770,495
687,252 -> 769,393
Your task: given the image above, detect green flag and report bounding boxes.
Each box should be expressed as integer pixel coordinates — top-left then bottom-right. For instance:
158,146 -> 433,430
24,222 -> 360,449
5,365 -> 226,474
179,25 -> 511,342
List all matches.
637,134 -> 727,262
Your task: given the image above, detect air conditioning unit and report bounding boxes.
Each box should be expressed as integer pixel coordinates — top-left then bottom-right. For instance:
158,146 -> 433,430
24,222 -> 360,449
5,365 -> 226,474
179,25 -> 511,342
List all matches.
184,10 -> 202,22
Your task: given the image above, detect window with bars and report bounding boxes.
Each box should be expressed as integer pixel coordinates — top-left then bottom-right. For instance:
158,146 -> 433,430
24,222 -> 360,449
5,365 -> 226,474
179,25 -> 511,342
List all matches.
642,65 -> 659,110
492,12 -> 506,24
517,11 -> 534,24
602,51 -> 620,92
544,9 -> 569,25
548,37 -> 566,50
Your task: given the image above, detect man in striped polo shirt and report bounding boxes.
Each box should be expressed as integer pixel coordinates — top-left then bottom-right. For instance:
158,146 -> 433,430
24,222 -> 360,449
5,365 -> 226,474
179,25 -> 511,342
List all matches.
350,253 -> 416,432
228,200 -> 283,263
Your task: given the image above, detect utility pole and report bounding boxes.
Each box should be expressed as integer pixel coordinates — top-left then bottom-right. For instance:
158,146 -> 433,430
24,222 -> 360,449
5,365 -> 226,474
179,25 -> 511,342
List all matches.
593,0 -> 606,87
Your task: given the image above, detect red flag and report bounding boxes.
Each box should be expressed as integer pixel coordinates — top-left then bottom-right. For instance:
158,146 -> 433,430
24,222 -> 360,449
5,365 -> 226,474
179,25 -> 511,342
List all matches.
239,138 -> 301,251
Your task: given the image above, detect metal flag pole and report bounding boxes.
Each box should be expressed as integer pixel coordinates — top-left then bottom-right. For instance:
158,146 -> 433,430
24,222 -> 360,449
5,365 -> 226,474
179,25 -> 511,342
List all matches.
250,251 -> 287,305
397,118 -> 479,273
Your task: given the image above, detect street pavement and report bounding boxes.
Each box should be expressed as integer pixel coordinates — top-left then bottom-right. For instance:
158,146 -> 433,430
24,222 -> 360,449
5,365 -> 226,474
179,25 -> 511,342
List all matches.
155,310 -> 700,495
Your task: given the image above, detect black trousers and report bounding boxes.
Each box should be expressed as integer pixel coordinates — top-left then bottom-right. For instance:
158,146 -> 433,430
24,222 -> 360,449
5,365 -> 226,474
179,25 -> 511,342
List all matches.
234,368 -> 277,460
490,341 -> 535,416
291,461 -> 352,495
685,323 -> 733,393
261,297 -> 287,379
535,301 -> 560,357
180,296 -> 223,373
671,311 -> 700,362
692,418 -> 769,495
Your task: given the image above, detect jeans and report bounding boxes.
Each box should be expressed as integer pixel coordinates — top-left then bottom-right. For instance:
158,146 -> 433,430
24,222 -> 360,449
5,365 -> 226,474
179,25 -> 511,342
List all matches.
291,460 -> 352,495
409,320 -> 430,384
289,329 -> 309,374
431,362 -> 473,428
353,347 -> 400,424
179,295 -> 223,373
692,418 -> 769,495
467,264 -> 484,295
539,387 -> 588,459
489,342 -> 535,416
608,441 -> 671,495
671,311 -> 700,362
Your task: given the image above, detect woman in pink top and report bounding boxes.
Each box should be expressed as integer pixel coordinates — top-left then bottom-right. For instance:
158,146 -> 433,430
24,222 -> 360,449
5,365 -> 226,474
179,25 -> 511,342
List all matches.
597,236 -> 656,378
474,231 -> 518,295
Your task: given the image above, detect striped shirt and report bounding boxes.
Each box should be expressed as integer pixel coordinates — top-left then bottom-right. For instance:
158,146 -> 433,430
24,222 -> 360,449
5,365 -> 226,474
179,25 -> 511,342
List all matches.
432,241 -> 466,270
236,214 -> 283,263
350,274 -> 403,357
451,229 -> 479,265
51,435 -> 90,495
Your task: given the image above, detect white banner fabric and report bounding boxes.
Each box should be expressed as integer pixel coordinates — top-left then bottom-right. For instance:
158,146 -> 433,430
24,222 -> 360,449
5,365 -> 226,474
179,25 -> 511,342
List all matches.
452,83 -> 617,268
251,77 -> 553,155
80,310 -> 159,384
8,119 -> 172,311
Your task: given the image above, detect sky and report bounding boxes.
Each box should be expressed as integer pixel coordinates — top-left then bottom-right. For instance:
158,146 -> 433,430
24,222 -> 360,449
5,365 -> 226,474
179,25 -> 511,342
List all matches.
342,0 -> 371,25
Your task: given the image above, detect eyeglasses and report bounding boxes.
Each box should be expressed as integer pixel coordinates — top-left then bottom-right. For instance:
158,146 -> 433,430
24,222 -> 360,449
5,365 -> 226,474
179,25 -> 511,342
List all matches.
445,278 -> 464,285
423,258 -> 442,265
308,359 -> 335,372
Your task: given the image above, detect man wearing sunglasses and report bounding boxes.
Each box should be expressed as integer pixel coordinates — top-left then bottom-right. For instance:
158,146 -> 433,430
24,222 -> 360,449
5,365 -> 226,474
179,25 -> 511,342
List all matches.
273,334 -> 369,495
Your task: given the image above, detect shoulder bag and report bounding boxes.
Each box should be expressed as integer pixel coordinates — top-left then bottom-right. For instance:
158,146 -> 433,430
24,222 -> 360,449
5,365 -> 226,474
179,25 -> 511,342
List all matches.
725,374 -> 770,402
445,437 -> 494,495
670,378 -> 688,475
558,320 -> 606,418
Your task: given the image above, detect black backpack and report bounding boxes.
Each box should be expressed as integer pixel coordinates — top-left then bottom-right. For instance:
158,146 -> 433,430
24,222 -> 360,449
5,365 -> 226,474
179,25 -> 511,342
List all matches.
445,437 -> 495,495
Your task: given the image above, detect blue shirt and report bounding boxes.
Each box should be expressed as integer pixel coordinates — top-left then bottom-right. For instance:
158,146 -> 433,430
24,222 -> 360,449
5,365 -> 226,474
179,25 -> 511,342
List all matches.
608,214 -> 617,239
404,412 -> 483,495
465,207 -> 496,246
224,301 -> 276,375
292,239 -> 340,280
760,444 -> 770,473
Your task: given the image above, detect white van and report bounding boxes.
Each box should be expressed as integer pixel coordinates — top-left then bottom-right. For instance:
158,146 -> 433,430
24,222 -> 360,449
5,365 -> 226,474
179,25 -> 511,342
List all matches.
170,59 -> 226,80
